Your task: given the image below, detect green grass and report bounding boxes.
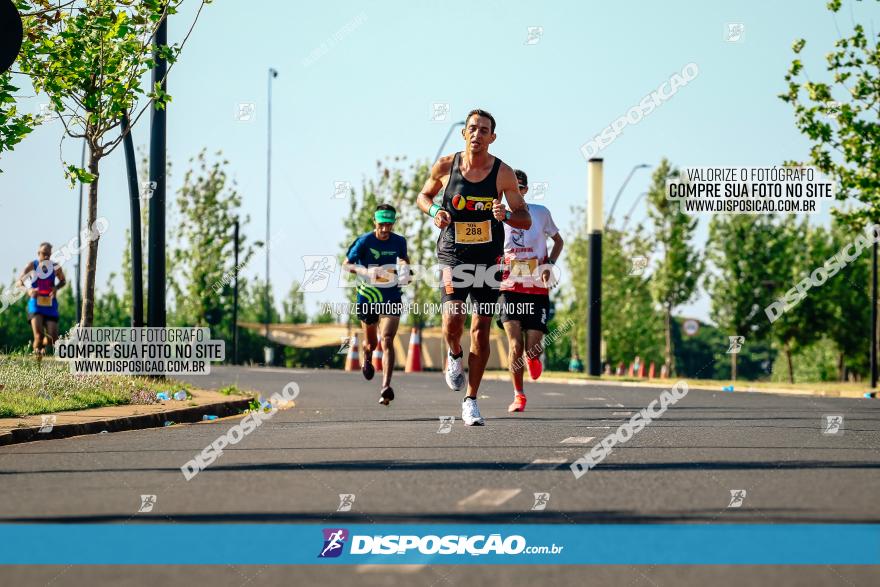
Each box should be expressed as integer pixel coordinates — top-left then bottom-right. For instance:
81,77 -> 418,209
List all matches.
0,354 -> 190,418
218,383 -> 247,396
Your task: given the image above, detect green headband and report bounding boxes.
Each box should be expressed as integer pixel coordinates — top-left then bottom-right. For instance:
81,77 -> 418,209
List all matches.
374,210 -> 396,223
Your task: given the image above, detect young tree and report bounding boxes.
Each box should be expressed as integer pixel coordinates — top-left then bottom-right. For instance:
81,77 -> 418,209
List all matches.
169,151 -> 256,348
646,158 -> 704,375
781,0 -> 879,381
14,0 -> 211,325
235,278 -> 279,364
561,207 -> 663,370
706,215 -> 791,379
766,220 -> 832,383
825,220 -> 871,379
282,281 -> 307,324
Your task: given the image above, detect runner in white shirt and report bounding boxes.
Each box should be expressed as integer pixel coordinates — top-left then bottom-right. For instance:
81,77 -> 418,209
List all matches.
495,169 -> 564,412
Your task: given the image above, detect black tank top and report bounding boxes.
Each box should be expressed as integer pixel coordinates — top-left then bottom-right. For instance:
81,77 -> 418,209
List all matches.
437,152 -> 504,266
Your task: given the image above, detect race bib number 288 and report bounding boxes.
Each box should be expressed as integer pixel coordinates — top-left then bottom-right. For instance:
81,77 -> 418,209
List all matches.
454,221 -> 491,244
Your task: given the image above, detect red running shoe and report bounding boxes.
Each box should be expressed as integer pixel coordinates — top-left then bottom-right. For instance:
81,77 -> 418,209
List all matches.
508,394 -> 527,412
527,356 -> 543,380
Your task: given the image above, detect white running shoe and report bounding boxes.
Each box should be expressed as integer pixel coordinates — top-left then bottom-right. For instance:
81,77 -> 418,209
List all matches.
445,351 -> 465,391
461,397 -> 485,426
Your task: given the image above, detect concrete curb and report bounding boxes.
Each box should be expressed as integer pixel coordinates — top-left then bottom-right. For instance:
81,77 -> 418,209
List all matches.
0,397 -> 251,447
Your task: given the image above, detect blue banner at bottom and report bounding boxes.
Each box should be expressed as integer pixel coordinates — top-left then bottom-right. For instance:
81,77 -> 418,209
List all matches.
2,524 -> 878,565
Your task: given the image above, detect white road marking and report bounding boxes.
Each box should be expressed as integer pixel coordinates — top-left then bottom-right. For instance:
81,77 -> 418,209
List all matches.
582,426 -> 612,429
244,367 -> 310,374
605,403 -> 625,408
566,380 -> 588,385
356,565 -> 427,574
457,488 -> 522,508
612,411 -> 633,416
560,436 -> 596,444
585,397 -> 607,401
543,392 -> 564,396
521,458 -> 568,470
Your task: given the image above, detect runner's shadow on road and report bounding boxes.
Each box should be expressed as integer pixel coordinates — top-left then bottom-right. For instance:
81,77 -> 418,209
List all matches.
3,459 -> 879,476
3,508 -> 877,524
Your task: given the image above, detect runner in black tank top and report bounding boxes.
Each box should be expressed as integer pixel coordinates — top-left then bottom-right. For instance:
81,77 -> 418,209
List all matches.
416,108 -> 532,426
437,151 -> 505,267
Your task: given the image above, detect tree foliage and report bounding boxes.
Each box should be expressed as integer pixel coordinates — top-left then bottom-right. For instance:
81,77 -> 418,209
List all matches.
7,0 -> 211,326
780,0 -> 880,228
646,158 -> 704,374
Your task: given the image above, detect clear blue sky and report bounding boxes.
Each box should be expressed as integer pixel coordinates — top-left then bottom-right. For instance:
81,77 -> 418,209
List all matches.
2,0 -> 877,322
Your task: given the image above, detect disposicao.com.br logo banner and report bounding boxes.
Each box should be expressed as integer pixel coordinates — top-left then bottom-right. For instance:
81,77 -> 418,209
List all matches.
317,527 -> 562,560
3,524 -> 880,565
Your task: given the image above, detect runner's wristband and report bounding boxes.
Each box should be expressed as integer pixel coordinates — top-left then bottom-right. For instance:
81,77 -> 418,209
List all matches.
505,210 -> 512,221
428,204 -> 441,218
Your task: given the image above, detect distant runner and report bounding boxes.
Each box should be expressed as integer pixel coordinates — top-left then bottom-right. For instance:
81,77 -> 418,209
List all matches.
344,204 -> 410,405
18,242 -> 66,359
495,169 -> 564,412
417,108 -> 531,426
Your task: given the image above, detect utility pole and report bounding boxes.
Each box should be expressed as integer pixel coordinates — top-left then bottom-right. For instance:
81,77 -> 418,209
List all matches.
122,113 -> 144,327
147,8 -> 168,328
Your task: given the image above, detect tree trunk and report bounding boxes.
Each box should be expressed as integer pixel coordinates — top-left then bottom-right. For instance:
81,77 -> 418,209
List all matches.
838,352 -> 845,382
80,151 -> 100,327
664,304 -> 674,377
785,342 -> 794,384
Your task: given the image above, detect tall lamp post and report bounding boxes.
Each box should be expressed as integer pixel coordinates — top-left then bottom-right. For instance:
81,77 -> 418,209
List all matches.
587,158 -> 604,376
606,163 -> 649,226
873,242 -> 878,388
264,67 -> 278,363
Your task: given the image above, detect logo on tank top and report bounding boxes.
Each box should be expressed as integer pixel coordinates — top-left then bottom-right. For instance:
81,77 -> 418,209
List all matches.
451,194 -> 494,211
511,229 -> 525,247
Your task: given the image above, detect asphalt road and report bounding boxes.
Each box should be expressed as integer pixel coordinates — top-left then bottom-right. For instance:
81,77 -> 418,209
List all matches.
1,366 -> 879,586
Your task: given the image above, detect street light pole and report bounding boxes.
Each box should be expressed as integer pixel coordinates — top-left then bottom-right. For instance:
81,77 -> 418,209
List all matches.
872,241 -> 877,388
587,158 -> 604,376
233,218 -> 240,366
265,67 -> 278,352
606,164 -> 649,226
435,120 -> 465,164
621,192 -> 649,231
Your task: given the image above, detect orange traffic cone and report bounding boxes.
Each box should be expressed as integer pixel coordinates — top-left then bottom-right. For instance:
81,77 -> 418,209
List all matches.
405,328 -> 422,372
344,333 -> 361,371
637,361 -> 645,378
648,362 -> 655,379
372,339 -> 383,372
